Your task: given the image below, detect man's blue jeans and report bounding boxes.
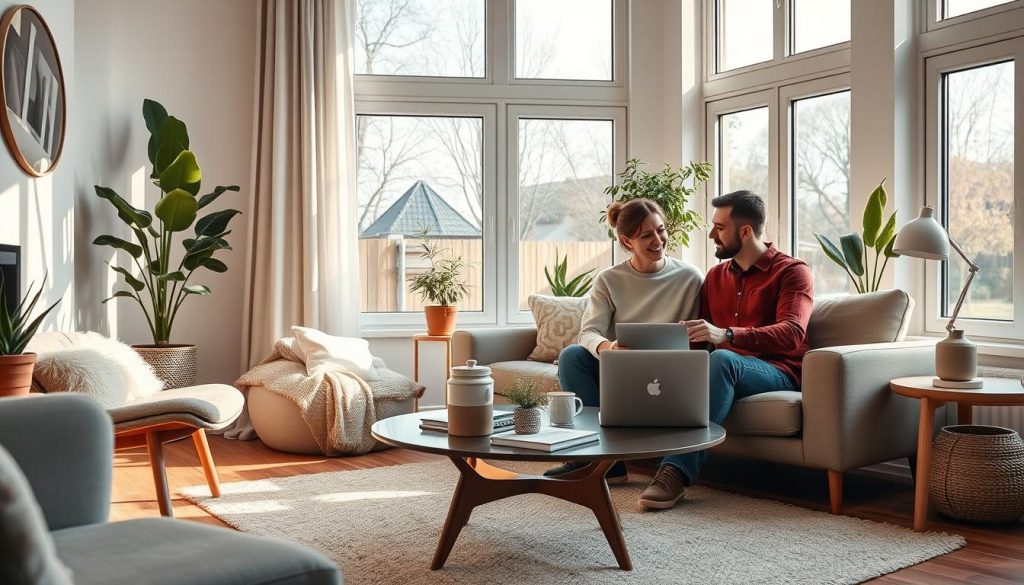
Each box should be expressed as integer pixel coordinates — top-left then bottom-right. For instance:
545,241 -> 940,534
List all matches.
557,344 -> 800,485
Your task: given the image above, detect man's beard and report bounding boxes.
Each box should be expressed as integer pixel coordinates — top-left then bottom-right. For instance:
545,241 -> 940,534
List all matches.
713,238 -> 741,259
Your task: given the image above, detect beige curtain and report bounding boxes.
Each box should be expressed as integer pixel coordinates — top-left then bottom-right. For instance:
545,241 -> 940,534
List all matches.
242,0 -> 360,370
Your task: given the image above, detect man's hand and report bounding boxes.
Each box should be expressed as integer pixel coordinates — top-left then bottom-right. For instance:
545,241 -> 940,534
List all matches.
597,340 -> 628,354
684,319 -> 728,346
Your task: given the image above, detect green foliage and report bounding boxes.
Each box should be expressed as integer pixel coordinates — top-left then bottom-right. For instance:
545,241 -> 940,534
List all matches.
407,228 -> 470,307
92,98 -> 241,345
503,377 -> 549,409
814,180 -> 900,293
0,275 -> 60,355
544,251 -> 594,297
602,158 -> 711,251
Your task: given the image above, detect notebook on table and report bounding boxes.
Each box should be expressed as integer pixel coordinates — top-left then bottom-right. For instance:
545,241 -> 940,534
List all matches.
490,428 -> 599,452
419,409 -> 514,433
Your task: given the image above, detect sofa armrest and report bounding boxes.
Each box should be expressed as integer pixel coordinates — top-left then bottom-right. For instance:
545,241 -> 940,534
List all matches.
452,328 -> 538,366
0,394 -> 113,530
801,339 -> 938,471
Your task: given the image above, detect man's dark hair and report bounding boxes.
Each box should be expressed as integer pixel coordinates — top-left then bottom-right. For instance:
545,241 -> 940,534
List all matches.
711,190 -> 766,236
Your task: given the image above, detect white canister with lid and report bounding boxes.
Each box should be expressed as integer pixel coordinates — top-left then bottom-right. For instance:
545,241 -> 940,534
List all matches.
447,359 -> 494,436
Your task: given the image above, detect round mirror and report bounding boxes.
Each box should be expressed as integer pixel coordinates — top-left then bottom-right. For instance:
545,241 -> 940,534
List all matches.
0,5 -> 65,176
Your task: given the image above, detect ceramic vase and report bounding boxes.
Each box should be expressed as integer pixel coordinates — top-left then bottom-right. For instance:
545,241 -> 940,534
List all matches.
935,329 -> 977,382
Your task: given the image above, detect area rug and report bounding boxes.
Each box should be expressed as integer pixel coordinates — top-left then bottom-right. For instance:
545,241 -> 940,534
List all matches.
181,461 -> 965,585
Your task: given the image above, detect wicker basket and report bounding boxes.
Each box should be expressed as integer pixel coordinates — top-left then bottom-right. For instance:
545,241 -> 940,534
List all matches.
132,344 -> 198,390
930,425 -> 1024,523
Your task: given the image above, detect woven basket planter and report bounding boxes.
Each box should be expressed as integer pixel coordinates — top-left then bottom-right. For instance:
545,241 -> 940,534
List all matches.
513,407 -> 542,434
930,425 -> 1024,523
133,344 -> 197,390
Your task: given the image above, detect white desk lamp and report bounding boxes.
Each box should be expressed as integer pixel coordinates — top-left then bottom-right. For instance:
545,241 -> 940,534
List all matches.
892,206 -> 982,388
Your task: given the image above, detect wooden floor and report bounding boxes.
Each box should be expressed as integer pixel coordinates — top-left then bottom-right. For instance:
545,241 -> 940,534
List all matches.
111,435 -> 1024,584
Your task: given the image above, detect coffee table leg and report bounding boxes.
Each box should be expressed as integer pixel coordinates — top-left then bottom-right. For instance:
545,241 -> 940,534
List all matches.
913,397 -> 938,531
430,457 -> 633,571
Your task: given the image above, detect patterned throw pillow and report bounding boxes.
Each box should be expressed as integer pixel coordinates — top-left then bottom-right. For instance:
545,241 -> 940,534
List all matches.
527,294 -> 589,363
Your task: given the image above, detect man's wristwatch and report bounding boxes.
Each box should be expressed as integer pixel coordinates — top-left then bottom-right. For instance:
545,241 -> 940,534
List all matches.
725,328 -> 734,343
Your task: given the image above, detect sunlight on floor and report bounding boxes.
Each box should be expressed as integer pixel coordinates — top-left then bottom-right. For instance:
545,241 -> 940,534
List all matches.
312,490 -> 434,503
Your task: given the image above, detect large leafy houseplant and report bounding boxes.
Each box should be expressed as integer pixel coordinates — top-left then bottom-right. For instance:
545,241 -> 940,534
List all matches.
0,275 -> 60,396
92,99 -> 240,345
814,180 -> 899,293
408,228 -> 469,336
602,158 -> 711,251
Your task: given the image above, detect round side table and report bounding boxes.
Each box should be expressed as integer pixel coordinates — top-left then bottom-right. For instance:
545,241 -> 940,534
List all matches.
890,376 -> 1024,531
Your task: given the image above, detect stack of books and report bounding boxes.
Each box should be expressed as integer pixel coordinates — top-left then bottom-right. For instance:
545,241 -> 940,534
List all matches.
490,428 -> 599,452
419,410 -> 516,434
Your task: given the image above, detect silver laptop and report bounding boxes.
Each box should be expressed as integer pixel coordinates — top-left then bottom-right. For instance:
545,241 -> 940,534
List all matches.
615,323 -> 690,350
599,350 -> 709,427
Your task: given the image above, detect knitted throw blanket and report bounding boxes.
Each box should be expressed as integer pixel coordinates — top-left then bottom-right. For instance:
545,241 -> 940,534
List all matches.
235,338 -> 387,455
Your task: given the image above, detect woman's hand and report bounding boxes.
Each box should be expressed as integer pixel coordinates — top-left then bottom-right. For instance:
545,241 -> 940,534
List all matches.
597,340 -> 628,354
684,319 -> 727,346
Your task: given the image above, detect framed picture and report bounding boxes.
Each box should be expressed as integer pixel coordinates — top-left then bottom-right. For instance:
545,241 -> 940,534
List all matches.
0,5 -> 66,176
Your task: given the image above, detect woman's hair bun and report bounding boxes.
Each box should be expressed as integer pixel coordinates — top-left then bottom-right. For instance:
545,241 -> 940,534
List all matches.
606,201 -> 624,229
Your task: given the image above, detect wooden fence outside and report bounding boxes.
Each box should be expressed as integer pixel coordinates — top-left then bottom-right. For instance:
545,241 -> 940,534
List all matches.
359,237 -> 611,313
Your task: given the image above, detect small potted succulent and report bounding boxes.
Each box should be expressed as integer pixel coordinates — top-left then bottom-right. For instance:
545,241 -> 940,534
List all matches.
0,276 -> 60,397
408,228 -> 469,336
504,377 -> 549,434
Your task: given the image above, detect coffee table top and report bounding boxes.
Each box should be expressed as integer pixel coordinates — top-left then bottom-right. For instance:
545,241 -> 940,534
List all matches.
371,407 -> 726,462
891,376 -> 1024,405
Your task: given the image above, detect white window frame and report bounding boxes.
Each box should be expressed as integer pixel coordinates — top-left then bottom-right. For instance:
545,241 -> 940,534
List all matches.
704,90 -> 779,269
355,101 -> 499,329
505,105 -> 626,324
703,0 -> 850,86
926,0 -> 1024,31
923,38 -> 1024,340
353,0 -> 630,331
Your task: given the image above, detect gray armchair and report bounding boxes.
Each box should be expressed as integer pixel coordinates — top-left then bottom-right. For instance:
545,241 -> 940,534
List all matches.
453,289 -> 940,514
0,394 -> 341,585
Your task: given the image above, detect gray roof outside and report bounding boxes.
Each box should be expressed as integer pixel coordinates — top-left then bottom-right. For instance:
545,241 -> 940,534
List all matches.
360,180 -> 481,238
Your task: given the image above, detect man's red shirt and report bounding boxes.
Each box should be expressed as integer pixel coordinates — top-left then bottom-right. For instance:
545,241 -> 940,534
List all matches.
700,244 -> 814,385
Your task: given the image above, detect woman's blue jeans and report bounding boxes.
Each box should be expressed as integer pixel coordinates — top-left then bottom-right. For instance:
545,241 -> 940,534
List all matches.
557,344 -> 799,485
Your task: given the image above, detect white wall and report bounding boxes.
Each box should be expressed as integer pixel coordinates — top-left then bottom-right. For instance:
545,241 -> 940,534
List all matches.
0,0 -> 76,333
74,0 -> 256,384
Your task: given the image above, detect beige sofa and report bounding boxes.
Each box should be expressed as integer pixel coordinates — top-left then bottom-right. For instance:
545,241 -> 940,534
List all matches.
453,289 -> 937,514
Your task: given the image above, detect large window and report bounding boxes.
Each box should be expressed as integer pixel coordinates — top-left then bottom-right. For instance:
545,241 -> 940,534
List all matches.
716,0 -> 773,72
791,0 -> 850,54
791,90 -> 852,296
355,1 -> 627,328
719,107 -> 769,196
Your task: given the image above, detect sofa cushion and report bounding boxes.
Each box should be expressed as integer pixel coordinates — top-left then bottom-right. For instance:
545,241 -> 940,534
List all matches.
489,360 -> 560,395
0,444 -> 72,585
807,289 -> 914,349
724,391 -> 803,436
527,294 -> 589,363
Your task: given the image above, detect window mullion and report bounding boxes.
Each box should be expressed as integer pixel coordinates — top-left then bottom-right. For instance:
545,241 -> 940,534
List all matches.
775,0 -> 787,62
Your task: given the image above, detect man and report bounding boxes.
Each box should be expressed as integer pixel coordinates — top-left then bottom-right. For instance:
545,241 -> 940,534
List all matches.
639,190 -> 814,510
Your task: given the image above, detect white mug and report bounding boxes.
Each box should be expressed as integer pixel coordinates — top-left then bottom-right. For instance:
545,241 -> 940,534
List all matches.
547,391 -> 584,427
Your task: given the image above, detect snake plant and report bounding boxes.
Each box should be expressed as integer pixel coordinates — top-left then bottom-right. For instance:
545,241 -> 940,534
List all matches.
0,275 -> 60,355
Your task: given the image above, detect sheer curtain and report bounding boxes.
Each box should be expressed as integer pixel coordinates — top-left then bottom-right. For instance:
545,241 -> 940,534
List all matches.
242,0 -> 360,370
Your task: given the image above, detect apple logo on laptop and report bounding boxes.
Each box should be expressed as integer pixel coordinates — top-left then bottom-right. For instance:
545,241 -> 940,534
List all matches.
647,379 -> 661,396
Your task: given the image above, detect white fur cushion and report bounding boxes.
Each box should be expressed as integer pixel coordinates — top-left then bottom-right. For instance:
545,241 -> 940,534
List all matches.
290,326 -> 380,381
28,332 -> 163,406
527,294 -> 589,363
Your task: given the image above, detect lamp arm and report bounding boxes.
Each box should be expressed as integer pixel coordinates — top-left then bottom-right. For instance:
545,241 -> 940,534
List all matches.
945,235 -> 980,333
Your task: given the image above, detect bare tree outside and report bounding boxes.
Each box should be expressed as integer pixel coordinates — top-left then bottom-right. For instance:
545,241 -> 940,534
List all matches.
944,61 -> 1014,319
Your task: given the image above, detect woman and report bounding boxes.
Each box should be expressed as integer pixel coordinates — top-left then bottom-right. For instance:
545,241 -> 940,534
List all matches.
546,198 -> 703,483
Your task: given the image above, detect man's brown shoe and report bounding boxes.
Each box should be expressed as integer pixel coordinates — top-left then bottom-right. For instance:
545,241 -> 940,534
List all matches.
639,465 -> 687,509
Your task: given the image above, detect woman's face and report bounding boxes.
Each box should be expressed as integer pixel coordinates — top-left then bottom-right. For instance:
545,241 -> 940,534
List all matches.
622,213 -> 668,267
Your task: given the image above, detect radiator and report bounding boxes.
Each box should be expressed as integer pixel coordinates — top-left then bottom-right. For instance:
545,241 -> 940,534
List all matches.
965,405 -> 1024,434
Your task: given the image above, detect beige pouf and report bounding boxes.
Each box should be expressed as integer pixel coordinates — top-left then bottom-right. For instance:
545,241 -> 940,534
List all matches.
248,386 -> 415,454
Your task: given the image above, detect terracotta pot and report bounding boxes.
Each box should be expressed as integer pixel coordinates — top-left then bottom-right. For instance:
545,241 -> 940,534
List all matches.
423,306 -> 458,336
132,344 -> 197,389
0,353 -> 37,397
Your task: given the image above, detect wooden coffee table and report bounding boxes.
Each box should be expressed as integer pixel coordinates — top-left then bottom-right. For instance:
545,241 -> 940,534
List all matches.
890,376 -> 1024,531
371,407 -> 726,571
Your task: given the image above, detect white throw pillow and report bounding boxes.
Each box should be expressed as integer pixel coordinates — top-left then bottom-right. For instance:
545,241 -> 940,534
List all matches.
28,331 -> 164,405
290,326 -> 380,381
527,294 -> 589,363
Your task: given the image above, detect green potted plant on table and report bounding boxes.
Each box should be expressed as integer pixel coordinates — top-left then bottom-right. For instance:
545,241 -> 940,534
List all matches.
408,228 -> 469,336
92,98 -> 240,389
814,180 -> 900,293
504,377 -> 549,434
602,158 -> 711,251
0,276 -> 60,396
